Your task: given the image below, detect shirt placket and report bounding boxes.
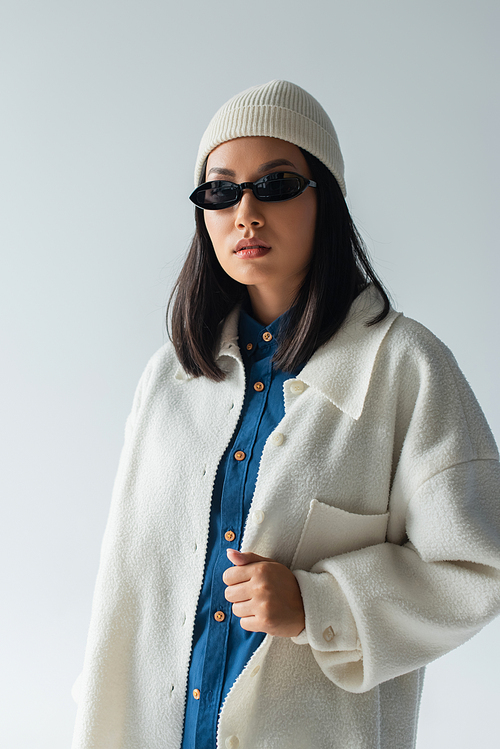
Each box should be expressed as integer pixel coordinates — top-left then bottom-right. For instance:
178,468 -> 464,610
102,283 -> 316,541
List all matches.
194,340 -> 274,745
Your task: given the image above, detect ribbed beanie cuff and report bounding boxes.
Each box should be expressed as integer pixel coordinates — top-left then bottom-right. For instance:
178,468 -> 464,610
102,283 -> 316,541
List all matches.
194,80 -> 346,196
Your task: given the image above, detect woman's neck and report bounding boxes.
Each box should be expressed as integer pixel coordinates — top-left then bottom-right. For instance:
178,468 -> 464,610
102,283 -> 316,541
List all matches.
246,286 -> 295,327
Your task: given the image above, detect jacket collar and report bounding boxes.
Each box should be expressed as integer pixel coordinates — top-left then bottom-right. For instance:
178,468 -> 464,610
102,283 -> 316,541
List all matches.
297,287 -> 400,419
179,287 -> 400,420
217,286 -> 400,420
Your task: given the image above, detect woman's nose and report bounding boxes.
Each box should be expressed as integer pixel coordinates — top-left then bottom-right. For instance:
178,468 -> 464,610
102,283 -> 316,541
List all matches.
234,189 -> 265,229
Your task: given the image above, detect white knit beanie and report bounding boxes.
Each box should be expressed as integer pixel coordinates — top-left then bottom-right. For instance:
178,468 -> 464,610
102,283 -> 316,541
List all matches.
194,79 -> 346,196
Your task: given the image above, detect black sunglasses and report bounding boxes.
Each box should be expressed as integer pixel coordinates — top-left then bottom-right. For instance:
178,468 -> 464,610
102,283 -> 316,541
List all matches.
189,171 -> 317,210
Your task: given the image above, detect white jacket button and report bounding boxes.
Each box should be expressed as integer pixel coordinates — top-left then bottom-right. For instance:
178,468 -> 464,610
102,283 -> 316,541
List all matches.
289,380 -> 304,394
270,431 -> 284,446
252,510 -> 265,524
323,626 -> 335,642
225,736 -> 239,749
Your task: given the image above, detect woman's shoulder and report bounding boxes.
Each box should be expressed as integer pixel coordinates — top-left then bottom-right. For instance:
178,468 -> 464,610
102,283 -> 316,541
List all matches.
140,338 -> 180,380
387,312 -> 453,353
349,286 -> 460,369
384,312 -> 465,379
128,339 -> 183,411
347,286 -> 460,368
382,312 -> 496,439
348,292 -> 484,418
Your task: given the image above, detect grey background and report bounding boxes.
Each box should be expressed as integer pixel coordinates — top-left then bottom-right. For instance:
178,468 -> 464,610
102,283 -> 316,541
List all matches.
1,1 -> 499,746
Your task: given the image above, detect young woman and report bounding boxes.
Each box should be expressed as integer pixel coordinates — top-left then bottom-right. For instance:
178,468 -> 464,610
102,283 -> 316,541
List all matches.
72,80 -> 500,749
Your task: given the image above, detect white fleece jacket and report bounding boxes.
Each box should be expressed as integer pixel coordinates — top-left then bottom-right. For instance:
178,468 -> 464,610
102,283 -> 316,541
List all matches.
72,286 -> 500,749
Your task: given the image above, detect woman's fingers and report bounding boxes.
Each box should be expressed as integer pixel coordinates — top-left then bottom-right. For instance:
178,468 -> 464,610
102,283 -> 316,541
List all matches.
224,582 -> 251,603
222,555 -> 306,637
238,616 -> 259,632
231,600 -> 255,618
222,564 -> 252,586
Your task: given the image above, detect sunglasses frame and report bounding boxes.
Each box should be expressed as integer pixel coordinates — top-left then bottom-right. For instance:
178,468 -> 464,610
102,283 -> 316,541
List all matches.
189,171 -> 317,210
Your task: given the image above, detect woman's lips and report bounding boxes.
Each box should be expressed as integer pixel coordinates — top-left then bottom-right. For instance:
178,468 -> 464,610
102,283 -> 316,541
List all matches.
234,239 -> 271,258
234,245 -> 271,258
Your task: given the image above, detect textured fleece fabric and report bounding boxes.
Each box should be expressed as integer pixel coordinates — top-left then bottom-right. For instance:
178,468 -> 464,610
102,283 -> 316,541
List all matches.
72,286 -> 500,749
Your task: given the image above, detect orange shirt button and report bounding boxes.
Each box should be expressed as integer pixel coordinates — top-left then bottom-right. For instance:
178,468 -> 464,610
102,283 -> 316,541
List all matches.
246,342 -> 253,351
262,331 -> 273,342
234,450 -> 246,461
253,381 -> 265,392
193,688 -> 201,700
225,530 -> 236,542
214,610 -> 226,622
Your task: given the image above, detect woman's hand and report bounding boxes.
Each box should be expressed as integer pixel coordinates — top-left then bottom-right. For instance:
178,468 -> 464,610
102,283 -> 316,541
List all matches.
223,549 -> 305,637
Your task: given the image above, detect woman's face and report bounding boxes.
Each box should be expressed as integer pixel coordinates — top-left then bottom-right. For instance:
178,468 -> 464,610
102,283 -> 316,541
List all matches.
203,136 -> 317,314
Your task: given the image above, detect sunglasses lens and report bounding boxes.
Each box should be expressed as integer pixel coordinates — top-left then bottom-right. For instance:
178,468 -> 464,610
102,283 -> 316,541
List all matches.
190,173 -> 311,209
255,174 -> 304,201
192,181 -> 238,209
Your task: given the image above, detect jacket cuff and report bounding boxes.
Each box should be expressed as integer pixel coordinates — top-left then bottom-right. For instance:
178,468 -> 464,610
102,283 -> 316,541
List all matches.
291,570 -> 361,655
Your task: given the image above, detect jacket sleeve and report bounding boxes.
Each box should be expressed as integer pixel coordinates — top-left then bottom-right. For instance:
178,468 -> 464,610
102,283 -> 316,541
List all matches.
290,327 -> 500,694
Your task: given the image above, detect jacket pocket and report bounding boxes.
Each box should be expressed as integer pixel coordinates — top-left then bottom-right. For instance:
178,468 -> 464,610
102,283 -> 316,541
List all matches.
291,499 -> 389,572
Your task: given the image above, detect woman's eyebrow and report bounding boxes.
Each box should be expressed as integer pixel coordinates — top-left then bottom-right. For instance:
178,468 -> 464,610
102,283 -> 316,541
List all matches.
207,159 -> 296,178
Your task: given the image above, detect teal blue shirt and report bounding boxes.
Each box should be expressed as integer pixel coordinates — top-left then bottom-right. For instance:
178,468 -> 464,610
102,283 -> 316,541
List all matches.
181,302 -> 302,748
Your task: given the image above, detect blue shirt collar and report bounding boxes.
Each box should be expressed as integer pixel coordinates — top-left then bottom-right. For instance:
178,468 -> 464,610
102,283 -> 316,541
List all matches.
238,296 -> 292,365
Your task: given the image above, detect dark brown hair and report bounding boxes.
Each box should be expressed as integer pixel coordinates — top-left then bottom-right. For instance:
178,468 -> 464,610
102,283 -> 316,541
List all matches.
167,148 -> 390,381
